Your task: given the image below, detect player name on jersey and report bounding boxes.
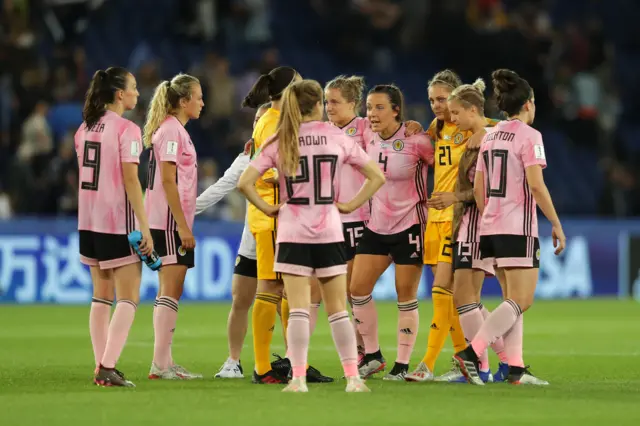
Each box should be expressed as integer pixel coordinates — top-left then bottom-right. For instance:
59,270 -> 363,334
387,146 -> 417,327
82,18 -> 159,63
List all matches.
484,130 -> 515,142
299,135 -> 328,146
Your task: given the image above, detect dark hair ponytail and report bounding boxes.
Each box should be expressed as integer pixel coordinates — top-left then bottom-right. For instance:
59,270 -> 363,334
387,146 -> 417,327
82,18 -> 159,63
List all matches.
491,69 -> 532,117
242,66 -> 298,108
83,67 -> 130,128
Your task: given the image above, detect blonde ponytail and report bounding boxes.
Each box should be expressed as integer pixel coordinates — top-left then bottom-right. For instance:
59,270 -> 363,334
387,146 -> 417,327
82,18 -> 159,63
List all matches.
143,81 -> 171,148
277,86 -> 302,177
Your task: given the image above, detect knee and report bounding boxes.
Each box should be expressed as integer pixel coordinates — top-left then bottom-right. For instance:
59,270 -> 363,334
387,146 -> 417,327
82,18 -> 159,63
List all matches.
232,291 -> 254,312
510,295 -> 534,313
396,287 -> 417,303
323,294 -> 346,316
350,282 -> 369,298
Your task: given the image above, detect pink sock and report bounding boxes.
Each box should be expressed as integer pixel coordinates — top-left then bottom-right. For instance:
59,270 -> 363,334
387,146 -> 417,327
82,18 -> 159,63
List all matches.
328,311 -> 359,378
349,307 -> 365,351
287,309 -> 310,379
154,296 -> 179,370
471,299 -> 522,359
458,303 -> 489,371
90,298 -> 112,368
351,294 -> 379,354
396,300 -> 419,364
309,303 -> 320,336
100,300 -> 137,369
503,314 -> 524,367
479,303 -> 508,363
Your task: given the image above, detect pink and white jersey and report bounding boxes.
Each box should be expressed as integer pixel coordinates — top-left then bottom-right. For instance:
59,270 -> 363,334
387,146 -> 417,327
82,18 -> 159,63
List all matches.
365,123 -> 434,235
75,110 -> 143,234
457,166 -> 482,243
476,120 -> 547,237
145,116 -> 198,231
334,116 -> 371,223
250,121 -> 370,244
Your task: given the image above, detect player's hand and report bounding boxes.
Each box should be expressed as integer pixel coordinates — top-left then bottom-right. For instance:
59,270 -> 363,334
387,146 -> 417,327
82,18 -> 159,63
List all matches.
178,225 -> 196,249
404,120 -> 424,137
429,192 -> 458,210
551,224 -> 566,255
139,227 -> 154,257
264,203 -> 282,218
467,128 -> 486,149
336,202 -> 354,214
243,139 -> 252,155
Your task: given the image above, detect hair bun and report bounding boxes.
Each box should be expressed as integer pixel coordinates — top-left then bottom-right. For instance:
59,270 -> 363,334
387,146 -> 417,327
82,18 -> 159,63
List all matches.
472,78 -> 486,93
491,69 -> 520,93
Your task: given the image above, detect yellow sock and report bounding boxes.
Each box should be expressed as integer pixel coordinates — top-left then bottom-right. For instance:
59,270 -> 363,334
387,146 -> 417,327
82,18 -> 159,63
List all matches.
422,287 -> 453,372
253,293 -> 280,375
281,297 -> 290,347
449,299 -> 467,353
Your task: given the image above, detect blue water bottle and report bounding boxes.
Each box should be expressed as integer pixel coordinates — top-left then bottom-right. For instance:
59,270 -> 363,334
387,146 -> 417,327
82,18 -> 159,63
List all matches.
128,230 -> 162,271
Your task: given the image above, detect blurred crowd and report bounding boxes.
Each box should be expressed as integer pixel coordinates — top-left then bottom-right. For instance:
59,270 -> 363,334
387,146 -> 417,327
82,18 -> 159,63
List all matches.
0,0 -> 638,219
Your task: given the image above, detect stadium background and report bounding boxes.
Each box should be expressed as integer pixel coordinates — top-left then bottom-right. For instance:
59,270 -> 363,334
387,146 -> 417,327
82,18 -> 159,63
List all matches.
2,2 -> 640,425
1,0 -> 640,303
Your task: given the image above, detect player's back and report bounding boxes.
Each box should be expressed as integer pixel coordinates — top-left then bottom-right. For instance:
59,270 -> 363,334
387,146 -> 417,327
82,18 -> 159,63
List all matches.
479,119 -> 546,237
75,110 -> 142,234
334,116 -> 370,223
269,121 -> 370,244
366,123 -> 433,234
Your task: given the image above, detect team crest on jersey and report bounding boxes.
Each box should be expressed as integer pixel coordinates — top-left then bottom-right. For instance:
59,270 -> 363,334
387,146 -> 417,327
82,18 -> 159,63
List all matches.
346,127 -> 357,136
393,139 -> 404,152
178,246 -> 187,256
454,133 -> 464,144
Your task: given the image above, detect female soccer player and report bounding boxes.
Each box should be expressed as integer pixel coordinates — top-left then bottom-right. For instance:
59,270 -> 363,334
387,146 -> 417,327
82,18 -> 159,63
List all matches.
196,103 -> 269,378
143,73 -> 204,380
76,67 -> 151,387
242,67 -> 331,384
350,84 -> 434,381
437,79 -> 510,383
238,79 -> 386,392
407,69 -> 496,382
324,76 -> 423,361
453,69 -> 566,386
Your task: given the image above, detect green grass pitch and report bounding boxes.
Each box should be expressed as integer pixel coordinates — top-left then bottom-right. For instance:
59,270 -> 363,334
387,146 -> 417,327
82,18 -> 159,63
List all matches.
1,300 -> 639,426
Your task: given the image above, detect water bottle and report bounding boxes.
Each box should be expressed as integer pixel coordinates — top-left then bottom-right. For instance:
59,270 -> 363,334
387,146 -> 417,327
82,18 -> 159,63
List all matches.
128,230 -> 162,271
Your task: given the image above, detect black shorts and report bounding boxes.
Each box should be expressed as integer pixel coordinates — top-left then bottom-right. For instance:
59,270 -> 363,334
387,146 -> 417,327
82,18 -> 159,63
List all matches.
79,230 -> 139,269
151,229 -> 195,269
452,241 -> 494,274
234,255 -> 257,278
479,234 -> 540,269
356,223 -> 423,265
342,221 -> 367,261
274,242 -> 347,277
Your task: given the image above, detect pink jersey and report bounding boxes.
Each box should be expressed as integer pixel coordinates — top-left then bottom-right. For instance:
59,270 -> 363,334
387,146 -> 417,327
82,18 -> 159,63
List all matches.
457,165 -> 481,243
145,116 -> 198,231
365,123 -> 434,235
250,121 -> 370,244
476,120 -> 547,237
334,116 -> 371,223
75,110 -> 143,234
